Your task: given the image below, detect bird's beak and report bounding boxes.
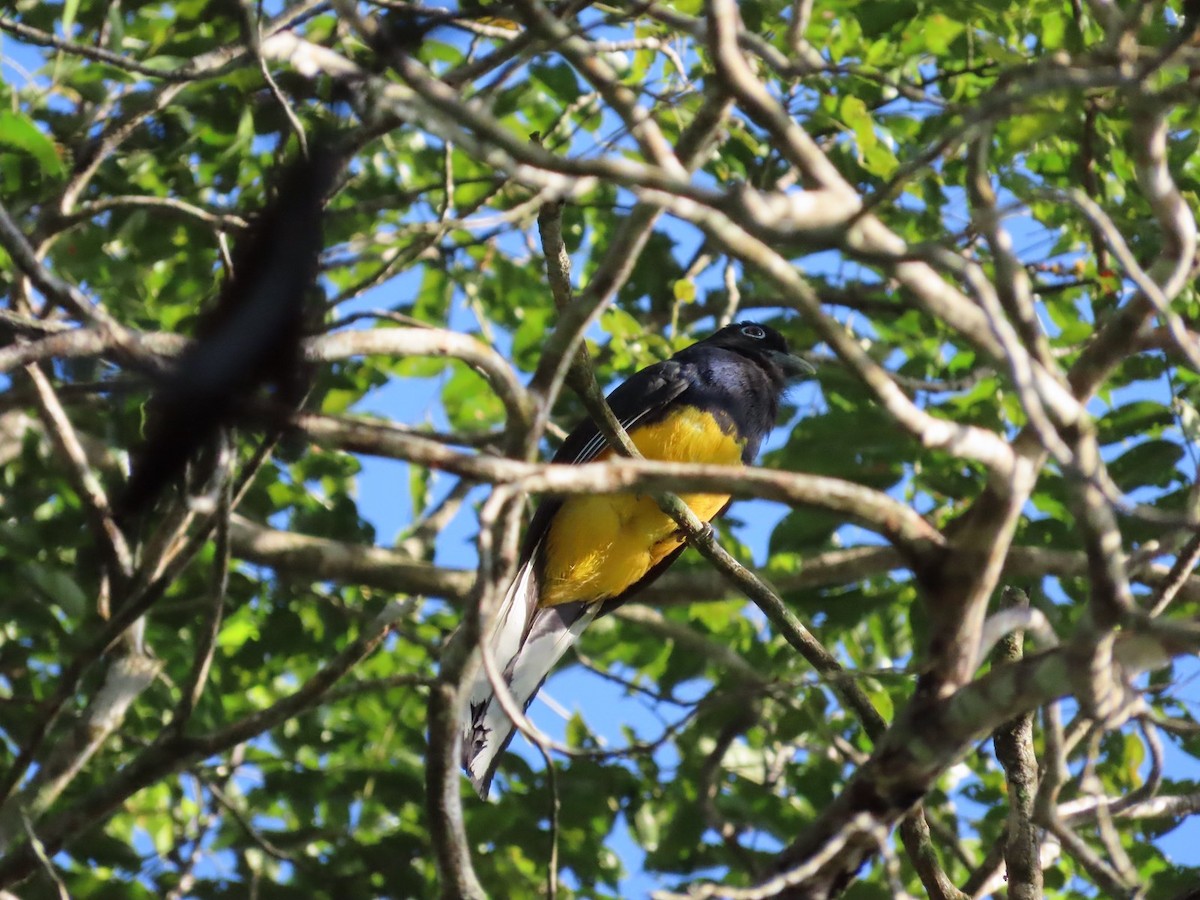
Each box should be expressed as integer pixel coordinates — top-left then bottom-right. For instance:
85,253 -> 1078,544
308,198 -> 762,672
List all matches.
770,350 -> 816,381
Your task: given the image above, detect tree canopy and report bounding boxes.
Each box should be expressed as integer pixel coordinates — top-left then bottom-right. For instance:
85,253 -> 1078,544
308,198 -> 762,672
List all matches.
3,0 -> 1200,897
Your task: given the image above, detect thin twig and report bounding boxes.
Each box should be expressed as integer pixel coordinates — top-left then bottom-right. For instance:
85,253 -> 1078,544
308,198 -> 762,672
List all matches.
24,363 -> 134,582
171,444 -> 234,728
1150,530 -> 1200,616
239,1 -> 308,158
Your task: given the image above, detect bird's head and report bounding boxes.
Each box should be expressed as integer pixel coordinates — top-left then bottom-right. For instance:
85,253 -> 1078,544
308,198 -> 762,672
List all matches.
701,321 -> 816,383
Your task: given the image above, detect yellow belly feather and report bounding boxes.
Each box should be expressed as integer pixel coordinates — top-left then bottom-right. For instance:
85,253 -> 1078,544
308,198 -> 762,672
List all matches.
539,407 -> 744,607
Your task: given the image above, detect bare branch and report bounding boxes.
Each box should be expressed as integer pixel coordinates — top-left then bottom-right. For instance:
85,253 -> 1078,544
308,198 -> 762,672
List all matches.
293,409 -> 945,555
1150,530 -> 1200,616
896,809 -> 969,900
510,0 -> 685,176
0,652 -> 161,861
0,16 -> 204,81
220,515 -> 1200,609
990,588 -> 1043,900
309,327 -> 535,437
24,363 -> 133,582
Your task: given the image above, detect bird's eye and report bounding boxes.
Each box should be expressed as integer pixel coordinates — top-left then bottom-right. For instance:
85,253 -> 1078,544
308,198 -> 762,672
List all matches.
741,325 -> 766,339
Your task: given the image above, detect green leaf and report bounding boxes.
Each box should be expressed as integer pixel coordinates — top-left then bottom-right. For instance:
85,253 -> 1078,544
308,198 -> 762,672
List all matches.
529,61 -> 581,104
442,363 -> 504,430
1097,401 -> 1174,443
217,609 -> 261,654
0,112 -> 65,178
566,711 -> 589,747
920,13 -> 964,55
632,803 -> 661,852
62,0 -> 82,38
672,279 -> 696,303
1108,440 -> 1184,491
23,562 -> 88,617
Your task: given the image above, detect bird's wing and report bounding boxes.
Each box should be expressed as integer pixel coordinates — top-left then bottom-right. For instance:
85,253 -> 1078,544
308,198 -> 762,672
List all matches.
516,359 -> 692,558
551,358 -> 690,465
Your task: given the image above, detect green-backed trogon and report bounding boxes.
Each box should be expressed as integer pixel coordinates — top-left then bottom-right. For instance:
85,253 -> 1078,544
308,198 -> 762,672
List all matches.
461,321 -> 814,798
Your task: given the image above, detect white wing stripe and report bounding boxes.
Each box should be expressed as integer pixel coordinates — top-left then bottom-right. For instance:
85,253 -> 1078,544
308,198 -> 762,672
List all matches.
570,408 -> 652,465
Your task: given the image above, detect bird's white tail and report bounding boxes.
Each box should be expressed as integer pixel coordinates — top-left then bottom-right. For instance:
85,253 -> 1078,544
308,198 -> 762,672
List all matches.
460,561 -> 597,798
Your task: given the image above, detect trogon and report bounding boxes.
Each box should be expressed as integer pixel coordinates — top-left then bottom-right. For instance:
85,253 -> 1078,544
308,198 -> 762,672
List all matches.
461,321 -> 814,798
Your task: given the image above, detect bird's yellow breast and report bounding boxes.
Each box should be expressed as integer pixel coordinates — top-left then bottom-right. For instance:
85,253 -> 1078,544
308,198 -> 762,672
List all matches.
539,406 -> 744,607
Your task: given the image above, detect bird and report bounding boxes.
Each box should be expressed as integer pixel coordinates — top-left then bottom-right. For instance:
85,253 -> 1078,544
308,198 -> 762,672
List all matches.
116,147 -> 342,522
460,320 -> 814,798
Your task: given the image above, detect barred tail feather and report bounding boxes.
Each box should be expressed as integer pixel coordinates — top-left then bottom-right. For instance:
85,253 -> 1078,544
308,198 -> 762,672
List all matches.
460,563 -> 597,798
